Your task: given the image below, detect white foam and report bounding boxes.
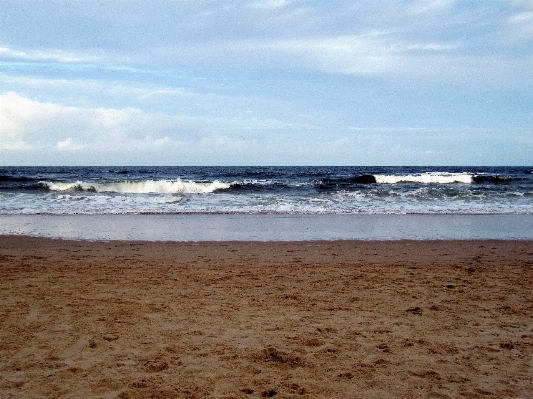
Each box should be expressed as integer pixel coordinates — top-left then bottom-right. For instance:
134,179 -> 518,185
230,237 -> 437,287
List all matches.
374,172 -> 473,184
42,179 -> 231,194
42,181 -> 87,191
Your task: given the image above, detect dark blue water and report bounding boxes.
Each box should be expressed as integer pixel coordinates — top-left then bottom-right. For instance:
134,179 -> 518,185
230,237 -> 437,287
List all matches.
1,166 -> 532,215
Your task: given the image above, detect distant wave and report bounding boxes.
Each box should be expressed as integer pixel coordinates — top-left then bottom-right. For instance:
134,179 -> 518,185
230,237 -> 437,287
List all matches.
40,179 -> 231,194
106,168 -> 160,175
317,172 -> 475,187
0,175 -> 39,183
316,172 -> 519,188
374,172 -> 473,184
316,175 -> 377,189
374,173 -> 516,185
227,180 -> 292,192
0,174 -> 44,190
471,175 -> 513,184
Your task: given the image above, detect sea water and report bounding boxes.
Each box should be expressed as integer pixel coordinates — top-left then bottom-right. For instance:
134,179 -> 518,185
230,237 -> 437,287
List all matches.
1,166 -> 532,240
2,166 -> 532,215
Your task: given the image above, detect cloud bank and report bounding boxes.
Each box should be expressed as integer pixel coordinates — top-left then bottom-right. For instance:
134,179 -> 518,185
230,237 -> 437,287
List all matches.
0,1 -> 532,165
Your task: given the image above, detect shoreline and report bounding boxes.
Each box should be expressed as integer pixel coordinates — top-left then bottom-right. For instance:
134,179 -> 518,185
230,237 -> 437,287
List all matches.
2,213 -> 533,241
1,236 -> 532,398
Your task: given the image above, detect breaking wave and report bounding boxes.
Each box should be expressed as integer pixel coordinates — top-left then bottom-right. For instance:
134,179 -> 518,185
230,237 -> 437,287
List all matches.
316,172 -> 518,189
2,166 -> 530,216
374,172 -> 473,184
41,179 -> 231,194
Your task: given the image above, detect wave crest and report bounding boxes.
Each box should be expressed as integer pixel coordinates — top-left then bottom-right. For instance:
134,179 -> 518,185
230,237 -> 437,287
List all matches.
375,173 -> 473,184
41,179 -> 231,194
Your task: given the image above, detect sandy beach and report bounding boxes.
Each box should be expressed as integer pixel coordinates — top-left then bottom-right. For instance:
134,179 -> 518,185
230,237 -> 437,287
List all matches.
1,236 -> 532,398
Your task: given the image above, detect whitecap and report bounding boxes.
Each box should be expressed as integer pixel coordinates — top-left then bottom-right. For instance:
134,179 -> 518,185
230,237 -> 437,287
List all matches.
374,172 -> 472,184
41,179 -> 231,194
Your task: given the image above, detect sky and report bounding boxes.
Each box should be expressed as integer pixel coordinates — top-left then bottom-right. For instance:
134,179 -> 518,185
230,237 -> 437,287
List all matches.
0,0 -> 532,166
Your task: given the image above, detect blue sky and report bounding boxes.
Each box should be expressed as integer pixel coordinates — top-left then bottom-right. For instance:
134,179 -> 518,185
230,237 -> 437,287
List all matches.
1,0 -> 532,166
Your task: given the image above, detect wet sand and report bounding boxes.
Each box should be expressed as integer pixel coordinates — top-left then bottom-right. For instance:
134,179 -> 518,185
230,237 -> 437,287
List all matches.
1,236 -> 532,398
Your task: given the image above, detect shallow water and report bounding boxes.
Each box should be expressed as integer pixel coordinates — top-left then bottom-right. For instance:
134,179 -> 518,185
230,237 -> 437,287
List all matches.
1,214 -> 532,241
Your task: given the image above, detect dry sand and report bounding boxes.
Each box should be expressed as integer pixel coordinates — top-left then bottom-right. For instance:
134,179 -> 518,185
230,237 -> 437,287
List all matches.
1,236 -> 532,398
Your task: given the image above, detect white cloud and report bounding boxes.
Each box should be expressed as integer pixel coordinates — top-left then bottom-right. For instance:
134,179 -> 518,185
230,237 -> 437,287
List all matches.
153,18 -> 530,85
273,34 -> 400,75
2,1 -> 532,87
185,33 -> 402,75
508,11 -> 533,24
0,71 -> 189,106
402,42 -> 461,52
56,137 -> 84,151
507,11 -> 533,40
0,73 -> 77,88
0,92 -> 296,164
405,0 -> 457,15
199,134 -> 253,153
0,92 -> 188,154
205,33 -> 524,85
249,0 -> 292,9
0,92 -> 59,151
0,45 -> 101,63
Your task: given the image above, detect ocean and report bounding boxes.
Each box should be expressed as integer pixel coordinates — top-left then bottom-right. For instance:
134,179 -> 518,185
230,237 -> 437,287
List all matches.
1,166 -> 532,215
1,166 -> 532,240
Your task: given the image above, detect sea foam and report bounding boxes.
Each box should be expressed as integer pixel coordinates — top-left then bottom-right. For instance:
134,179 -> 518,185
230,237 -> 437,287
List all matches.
374,172 -> 473,184
41,179 -> 231,194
